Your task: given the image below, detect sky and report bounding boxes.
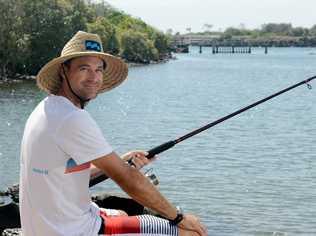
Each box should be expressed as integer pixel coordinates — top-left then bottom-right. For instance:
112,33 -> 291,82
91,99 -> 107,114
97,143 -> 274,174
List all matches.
104,0 -> 316,33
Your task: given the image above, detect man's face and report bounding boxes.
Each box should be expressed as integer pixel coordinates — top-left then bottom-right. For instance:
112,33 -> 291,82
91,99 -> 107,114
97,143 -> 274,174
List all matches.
65,56 -> 104,100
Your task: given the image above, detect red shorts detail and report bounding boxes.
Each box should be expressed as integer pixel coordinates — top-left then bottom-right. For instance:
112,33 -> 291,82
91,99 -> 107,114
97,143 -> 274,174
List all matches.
100,211 -> 141,235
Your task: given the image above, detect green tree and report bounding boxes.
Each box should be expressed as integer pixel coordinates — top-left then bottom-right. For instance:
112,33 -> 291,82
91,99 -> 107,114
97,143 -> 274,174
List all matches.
20,0 -> 91,75
121,31 -> 158,63
290,27 -> 308,37
261,23 -> 292,36
21,0 -> 65,74
65,0 -> 93,33
0,0 -> 27,78
107,10 -> 127,26
309,25 -> 316,36
114,15 -> 156,41
153,32 -> 171,59
1,0 -> 173,79
224,27 -> 243,36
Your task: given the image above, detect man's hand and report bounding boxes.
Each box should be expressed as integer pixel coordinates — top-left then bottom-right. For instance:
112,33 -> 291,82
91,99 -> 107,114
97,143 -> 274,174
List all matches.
178,214 -> 208,236
121,150 -> 156,170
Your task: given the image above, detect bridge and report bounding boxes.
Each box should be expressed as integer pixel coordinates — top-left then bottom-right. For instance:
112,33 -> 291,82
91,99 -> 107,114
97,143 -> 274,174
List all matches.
171,34 -> 268,54
172,34 -> 221,47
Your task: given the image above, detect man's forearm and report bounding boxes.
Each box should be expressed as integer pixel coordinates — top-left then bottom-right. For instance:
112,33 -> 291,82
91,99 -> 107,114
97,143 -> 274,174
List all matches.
91,152 -> 178,220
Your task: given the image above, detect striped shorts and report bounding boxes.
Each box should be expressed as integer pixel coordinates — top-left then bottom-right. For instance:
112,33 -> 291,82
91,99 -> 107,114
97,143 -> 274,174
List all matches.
98,211 -> 178,235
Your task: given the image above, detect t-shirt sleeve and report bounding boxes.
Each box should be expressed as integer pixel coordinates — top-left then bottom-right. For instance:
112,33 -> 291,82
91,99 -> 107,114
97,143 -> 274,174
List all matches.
54,110 -> 113,165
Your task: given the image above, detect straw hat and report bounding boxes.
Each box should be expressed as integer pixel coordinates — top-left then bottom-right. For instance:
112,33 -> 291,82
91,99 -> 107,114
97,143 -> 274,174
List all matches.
36,31 -> 128,94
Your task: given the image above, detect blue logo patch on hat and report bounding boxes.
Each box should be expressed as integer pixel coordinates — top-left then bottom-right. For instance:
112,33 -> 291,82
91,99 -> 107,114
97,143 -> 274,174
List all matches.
85,40 -> 101,52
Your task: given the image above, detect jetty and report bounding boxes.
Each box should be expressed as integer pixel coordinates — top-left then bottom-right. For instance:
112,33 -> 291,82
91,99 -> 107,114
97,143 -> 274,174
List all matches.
172,34 -> 269,54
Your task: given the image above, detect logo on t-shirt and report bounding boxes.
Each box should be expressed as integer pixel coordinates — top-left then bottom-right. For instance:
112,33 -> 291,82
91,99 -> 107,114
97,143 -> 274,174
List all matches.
32,168 -> 49,175
65,158 -> 90,174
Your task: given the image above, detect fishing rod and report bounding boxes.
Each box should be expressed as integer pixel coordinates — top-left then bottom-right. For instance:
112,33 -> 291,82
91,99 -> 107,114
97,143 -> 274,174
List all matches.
89,75 -> 316,187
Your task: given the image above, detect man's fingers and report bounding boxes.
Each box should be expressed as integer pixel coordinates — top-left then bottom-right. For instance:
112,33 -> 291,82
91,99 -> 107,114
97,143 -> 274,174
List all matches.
196,220 -> 207,236
133,155 -> 150,168
179,215 -> 208,236
194,217 -> 207,236
130,157 -> 141,169
124,150 -> 158,169
196,224 -> 207,236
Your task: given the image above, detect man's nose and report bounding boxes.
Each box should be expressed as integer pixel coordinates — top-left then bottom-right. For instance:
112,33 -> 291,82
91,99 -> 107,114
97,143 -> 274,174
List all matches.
88,70 -> 100,81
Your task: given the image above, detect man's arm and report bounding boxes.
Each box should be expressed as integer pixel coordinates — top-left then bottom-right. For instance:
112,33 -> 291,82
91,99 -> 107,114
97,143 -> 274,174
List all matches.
91,152 -> 207,235
90,150 -> 151,180
91,151 -> 178,220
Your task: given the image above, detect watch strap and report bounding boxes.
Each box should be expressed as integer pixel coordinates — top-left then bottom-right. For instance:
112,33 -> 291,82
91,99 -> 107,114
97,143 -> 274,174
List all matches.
169,206 -> 184,225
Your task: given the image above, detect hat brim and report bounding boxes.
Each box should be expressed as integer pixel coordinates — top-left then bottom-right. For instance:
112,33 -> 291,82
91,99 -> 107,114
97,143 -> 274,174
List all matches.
36,51 -> 128,95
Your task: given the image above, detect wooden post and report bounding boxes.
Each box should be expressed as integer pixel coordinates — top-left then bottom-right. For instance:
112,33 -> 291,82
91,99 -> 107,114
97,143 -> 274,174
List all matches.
199,45 -> 202,53
265,46 -> 268,54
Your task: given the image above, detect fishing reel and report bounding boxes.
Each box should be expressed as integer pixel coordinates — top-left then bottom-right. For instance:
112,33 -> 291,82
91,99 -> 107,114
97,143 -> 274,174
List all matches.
144,168 -> 159,186
127,157 -> 159,186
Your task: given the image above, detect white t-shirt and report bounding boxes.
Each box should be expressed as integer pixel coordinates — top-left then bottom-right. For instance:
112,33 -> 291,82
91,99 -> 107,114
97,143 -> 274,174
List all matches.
19,95 -> 113,236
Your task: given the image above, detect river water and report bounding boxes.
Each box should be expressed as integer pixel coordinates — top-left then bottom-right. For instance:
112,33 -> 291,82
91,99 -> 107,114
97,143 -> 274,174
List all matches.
1,47 -> 316,235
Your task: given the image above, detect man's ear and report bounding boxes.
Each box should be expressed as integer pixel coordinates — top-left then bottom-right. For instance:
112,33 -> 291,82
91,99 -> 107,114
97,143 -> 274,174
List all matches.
60,64 -> 67,80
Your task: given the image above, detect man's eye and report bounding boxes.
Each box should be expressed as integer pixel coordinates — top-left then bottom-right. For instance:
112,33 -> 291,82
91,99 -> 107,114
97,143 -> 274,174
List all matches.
80,67 -> 88,71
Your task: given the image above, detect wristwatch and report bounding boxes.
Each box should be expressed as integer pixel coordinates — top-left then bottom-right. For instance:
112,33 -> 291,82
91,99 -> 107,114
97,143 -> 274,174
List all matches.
170,206 -> 184,225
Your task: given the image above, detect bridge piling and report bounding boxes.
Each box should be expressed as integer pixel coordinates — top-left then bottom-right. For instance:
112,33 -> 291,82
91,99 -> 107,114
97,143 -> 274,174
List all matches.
211,46 -> 252,54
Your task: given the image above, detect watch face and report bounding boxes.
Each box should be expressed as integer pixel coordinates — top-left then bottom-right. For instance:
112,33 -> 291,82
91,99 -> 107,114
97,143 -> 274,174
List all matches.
176,206 -> 183,214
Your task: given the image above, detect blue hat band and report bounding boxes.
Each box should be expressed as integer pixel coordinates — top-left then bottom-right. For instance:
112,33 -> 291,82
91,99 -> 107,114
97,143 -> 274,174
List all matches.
85,40 -> 101,52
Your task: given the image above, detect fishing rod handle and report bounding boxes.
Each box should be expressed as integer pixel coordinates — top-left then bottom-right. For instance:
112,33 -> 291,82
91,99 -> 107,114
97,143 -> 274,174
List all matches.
146,140 -> 177,159
89,173 -> 107,187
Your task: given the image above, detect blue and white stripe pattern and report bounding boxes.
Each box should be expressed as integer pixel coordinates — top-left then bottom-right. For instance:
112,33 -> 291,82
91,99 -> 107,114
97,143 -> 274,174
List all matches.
136,215 -> 178,235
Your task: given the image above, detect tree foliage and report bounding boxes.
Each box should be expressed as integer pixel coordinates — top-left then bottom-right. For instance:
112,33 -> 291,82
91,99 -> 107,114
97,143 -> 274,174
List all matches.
121,31 -> 158,63
0,0 -> 26,78
261,23 -> 293,35
153,32 -> 172,59
0,0 -> 172,79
